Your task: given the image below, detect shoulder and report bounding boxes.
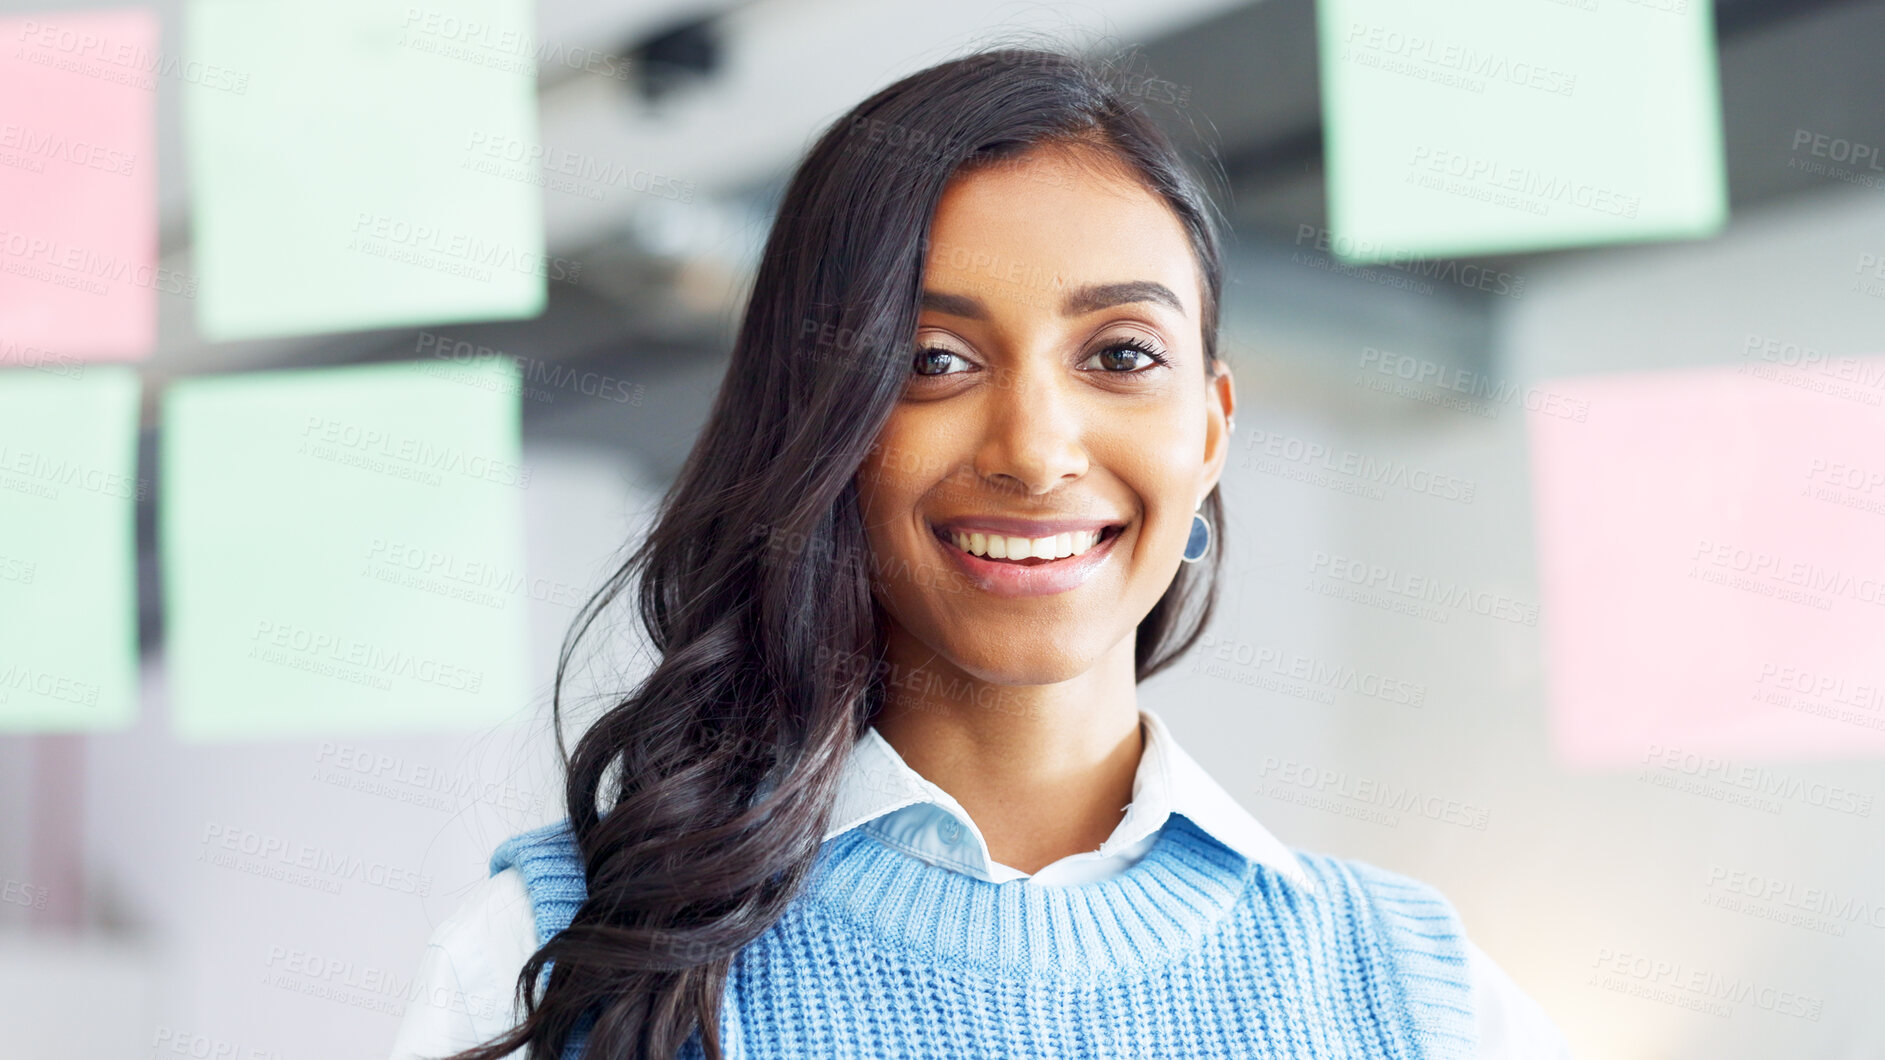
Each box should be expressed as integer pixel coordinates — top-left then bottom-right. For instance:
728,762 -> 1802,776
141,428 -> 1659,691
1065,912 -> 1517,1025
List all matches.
1283,852 -> 1479,1056
488,817 -> 588,950
444,865 -> 540,950
489,817 -> 581,877
1462,939 -> 1576,1059
1288,852 -> 1574,1059
1290,849 -> 1470,935
386,868 -> 539,1058
1286,851 -> 1474,981
429,867 -> 541,1005
1229,848 -> 1473,992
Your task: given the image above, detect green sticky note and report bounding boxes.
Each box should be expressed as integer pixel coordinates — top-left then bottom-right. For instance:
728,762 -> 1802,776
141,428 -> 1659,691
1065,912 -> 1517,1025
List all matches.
184,0 -> 547,341
161,359 -> 531,741
1316,0 -> 1727,262
0,367 -> 142,732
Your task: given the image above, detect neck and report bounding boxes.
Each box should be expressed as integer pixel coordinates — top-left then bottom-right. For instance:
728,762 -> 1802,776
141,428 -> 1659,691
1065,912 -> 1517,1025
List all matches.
869,630 -> 1144,874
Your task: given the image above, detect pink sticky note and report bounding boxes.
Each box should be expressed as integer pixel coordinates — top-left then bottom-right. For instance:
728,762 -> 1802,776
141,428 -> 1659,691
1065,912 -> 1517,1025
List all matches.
0,9 -> 159,366
1529,354 -> 1885,767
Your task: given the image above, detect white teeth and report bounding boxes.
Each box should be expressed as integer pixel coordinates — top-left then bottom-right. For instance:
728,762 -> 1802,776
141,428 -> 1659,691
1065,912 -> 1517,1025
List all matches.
945,528 -> 1105,561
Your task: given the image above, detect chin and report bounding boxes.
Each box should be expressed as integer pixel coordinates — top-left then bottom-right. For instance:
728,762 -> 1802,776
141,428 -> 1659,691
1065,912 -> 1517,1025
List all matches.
940,638 -> 1101,689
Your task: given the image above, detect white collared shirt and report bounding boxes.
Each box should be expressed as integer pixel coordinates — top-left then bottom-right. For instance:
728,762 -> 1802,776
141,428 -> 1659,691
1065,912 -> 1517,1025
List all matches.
387,710 -> 1573,1059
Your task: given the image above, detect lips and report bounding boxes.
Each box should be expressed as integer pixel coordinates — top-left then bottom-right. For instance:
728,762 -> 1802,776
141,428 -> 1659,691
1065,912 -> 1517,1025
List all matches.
930,516 -> 1121,538
926,516 -> 1127,597
931,523 -> 1122,564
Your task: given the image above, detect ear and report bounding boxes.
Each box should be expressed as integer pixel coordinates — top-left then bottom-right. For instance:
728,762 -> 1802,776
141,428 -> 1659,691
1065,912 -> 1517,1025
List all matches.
1199,358 -> 1237,507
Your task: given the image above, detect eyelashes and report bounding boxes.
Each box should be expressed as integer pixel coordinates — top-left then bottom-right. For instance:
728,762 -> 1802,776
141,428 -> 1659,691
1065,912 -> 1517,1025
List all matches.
909,334 -> 1172,377
1091,334 -> 1170,371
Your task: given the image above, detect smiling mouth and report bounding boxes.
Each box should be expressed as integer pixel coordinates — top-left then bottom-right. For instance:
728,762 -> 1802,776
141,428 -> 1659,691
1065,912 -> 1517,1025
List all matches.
931,524 -> 1125,564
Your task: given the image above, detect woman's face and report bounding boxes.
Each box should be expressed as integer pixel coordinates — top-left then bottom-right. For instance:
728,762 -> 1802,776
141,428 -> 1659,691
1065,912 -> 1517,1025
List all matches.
853,143 -> 1236,687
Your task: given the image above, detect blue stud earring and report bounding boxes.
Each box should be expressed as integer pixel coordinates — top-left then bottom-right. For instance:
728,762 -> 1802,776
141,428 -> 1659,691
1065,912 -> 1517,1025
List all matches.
1180,507 -> 1212,563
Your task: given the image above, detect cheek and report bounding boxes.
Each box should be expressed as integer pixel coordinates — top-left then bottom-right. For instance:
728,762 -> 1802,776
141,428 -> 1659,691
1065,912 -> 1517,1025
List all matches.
856,473 -> 918,575
854,456 -> 892,520
857,432 -> 926,514
855,434 -> 946,559
860,410 -> 972,517
1104,404 -> 1205,515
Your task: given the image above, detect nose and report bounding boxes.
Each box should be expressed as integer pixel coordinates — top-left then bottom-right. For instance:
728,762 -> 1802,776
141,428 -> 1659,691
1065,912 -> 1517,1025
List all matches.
970,364 -> 1089,498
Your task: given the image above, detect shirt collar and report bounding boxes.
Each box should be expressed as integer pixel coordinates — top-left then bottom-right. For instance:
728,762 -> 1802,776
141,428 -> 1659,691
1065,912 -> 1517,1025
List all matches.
824,708 -> 1317,894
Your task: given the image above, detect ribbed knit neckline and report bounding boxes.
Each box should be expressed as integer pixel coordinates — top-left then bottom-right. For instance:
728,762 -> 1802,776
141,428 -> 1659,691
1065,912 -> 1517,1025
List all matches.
799,814 -> 1270,981
493,814 -> 1483,1060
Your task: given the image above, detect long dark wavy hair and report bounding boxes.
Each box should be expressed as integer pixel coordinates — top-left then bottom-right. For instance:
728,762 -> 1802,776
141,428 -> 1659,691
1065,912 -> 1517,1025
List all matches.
447,44 -> 1229,1060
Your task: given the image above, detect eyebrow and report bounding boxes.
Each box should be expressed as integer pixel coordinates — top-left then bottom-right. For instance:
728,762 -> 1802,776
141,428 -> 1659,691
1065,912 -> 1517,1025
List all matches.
919,280 -> 1186,320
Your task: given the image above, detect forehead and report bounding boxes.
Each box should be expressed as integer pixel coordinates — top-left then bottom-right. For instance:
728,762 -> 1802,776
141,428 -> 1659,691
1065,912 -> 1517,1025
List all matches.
923,145 -> 1199,318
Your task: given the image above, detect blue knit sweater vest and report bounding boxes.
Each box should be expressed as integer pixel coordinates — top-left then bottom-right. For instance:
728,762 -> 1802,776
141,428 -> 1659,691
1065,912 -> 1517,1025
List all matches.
489,816 -> 1478,1059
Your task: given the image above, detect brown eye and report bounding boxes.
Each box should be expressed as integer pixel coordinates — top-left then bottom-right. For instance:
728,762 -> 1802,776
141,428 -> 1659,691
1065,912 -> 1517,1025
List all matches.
913,347 -> 969,376
1081,337 -> 1170,373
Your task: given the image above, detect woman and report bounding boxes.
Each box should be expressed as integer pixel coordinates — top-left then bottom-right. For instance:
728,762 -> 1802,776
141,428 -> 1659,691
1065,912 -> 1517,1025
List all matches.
388,47 -> 1572,1060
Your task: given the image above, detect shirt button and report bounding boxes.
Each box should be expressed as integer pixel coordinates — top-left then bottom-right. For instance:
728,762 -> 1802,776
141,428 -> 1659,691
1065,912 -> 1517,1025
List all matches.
939,819 -> 962,845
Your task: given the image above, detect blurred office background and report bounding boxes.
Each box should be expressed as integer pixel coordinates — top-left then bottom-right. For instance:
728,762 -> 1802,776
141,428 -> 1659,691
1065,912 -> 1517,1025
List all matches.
3,0 -> 1884,1056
